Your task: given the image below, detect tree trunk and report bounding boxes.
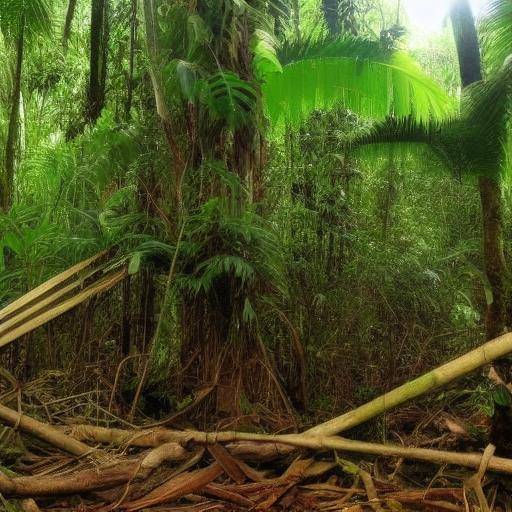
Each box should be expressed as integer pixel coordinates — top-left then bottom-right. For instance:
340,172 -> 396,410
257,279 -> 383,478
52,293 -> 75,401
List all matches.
62,0 -> 78,51
87,0 -> 108,124
322,0 -> 339,35
450,0 -> 507,339
1,16 -> 25,212
322,0 -> 358,36
478,176 -> 507,339
125,0 -> 138,119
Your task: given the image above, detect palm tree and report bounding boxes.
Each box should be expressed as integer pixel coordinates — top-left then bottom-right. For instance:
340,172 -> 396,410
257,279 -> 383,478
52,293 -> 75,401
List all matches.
0,0 -> 52,212
348,0 -> 512,340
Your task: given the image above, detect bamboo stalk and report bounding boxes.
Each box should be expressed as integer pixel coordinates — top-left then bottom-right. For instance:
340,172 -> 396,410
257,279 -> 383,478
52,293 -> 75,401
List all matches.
0,269 -> 126,348
0,251 -> 105,322
0,404 -> 94,457
0,264 -> 103,337
306,331 -> 512,436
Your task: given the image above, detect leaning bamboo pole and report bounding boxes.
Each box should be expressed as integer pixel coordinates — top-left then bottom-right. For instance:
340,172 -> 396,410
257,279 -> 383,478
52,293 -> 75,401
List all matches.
0,265 -> 103,337
0,251 -> 105,323
307,331 -> 512,437
0,269 -> 126,348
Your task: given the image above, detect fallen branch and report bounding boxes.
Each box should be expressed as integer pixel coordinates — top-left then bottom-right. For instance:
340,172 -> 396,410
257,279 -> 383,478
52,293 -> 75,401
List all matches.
68,424 -> 512,475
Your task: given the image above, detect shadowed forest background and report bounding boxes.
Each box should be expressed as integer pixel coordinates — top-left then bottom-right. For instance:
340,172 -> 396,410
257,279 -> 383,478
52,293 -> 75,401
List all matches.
2,1 -> 512,504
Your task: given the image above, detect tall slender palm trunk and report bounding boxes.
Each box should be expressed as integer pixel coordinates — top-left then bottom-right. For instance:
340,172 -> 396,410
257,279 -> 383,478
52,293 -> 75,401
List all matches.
125,0 -> 137,119
87,0 -> 108,124
450,0 -> 507,340
62,0 -> 78,51
2,17 -> 25,212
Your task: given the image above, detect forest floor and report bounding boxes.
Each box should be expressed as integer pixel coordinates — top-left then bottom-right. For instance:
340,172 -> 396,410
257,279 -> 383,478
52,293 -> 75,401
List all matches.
1,370 -> 511,512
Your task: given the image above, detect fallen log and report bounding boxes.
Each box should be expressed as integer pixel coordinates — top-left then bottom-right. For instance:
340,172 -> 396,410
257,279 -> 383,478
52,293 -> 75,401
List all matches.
0,460 -> 140,496
0,443 -> 190,497
307,331 -> 512,436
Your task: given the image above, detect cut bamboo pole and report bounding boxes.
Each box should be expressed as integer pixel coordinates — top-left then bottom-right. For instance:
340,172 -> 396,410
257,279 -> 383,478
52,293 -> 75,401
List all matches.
0,251 -> 105,322
0,269 -> 126,348
0,265 -> 103,337
306,331 -> 512,437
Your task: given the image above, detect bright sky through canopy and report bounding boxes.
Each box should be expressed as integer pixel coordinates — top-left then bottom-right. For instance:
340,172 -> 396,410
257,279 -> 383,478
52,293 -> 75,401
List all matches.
403,0 -> 487,34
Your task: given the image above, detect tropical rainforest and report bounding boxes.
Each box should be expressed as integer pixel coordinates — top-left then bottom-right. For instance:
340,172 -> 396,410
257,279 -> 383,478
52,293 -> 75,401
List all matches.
1,0 -> 512,509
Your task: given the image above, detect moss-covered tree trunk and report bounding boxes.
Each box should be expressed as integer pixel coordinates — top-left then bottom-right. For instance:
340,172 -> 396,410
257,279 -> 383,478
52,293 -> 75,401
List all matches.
450,0 -> 507,340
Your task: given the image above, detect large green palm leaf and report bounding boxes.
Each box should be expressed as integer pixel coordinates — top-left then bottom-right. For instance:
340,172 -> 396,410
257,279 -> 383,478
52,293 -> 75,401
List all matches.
262,36 -> 453,127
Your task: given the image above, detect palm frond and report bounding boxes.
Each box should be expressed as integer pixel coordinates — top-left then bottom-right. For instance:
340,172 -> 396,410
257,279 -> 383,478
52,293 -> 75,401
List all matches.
262,36 -> 453,127
0,0 -> 53,40
480,0 -> 512,73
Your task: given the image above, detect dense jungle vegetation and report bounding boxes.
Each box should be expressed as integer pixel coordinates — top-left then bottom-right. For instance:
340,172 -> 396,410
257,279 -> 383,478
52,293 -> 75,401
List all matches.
2,0 -> 512,474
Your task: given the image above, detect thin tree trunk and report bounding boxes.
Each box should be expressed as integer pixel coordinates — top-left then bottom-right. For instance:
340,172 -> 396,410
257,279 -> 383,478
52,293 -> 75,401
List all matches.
121,277 -> 131,357
62,0 -> 78,51
479,176 -> 507,339
143,0 -> 185,215
125,0 -> 137,118
2,16 -> 25,212
87,0 -> 108,124
291,0 -> 301,42
450,0 -> 507,339
322,0 -> 339,35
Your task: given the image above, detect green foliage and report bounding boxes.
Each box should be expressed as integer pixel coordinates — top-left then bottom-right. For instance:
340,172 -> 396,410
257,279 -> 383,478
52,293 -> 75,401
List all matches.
177,192 -> 286,321
263,36 -> 453,127
251,29 -> 283,79
0,0 -> 53,40
198,71 -> 258,129
481,0 -> 512,74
